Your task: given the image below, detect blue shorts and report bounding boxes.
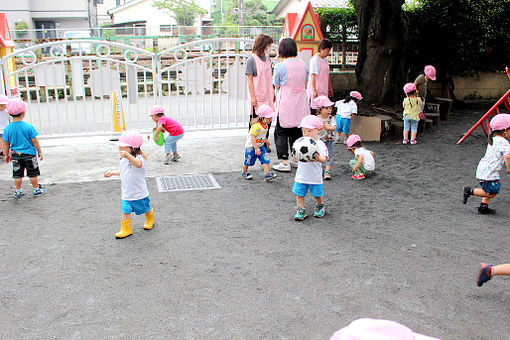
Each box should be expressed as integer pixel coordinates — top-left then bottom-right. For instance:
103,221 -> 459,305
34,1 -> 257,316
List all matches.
403,115 -> 419,133
244,146 -> 270,166
477,179 -> 501,195
292,182 -> 324,198
122,196 -> 151,215
336,116 -> 351,134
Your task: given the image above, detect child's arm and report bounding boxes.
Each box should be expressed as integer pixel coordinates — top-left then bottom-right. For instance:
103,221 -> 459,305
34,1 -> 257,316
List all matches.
504,154 -> 510,174
352,154 -> 364,172
313,153 -> 327,163
370,150 -> 374,157
153,124 -> 165,141
104,170 -> 120,177
31,137 -> 43,160
120,151 -> 143,168
3,141 -> 10,163
251,134 -> 261,155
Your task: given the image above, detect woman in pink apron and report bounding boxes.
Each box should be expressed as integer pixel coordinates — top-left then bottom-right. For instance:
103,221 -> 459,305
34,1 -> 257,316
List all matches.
272,38 -> 310,172
307,39 -> 333,114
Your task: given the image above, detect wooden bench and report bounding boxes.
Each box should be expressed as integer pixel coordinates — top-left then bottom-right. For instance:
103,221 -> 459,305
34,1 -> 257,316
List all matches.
424,112 -> 440,125
431,97 -> 453,120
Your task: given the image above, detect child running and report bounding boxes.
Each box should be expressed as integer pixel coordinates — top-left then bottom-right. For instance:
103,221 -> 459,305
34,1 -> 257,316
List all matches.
2,98 -> 45,198
293,115 -> 328,221
335,91 -> 362,144
402,83 -> 423,145
313,96 -> 336,180
477,262 -> 510,287
0,94 -> 10,156
346,134 -> 375,180
242,104 -> 278,182
463,114 -> 510,214
149,105 -> 184,165
104,132 -> 154,239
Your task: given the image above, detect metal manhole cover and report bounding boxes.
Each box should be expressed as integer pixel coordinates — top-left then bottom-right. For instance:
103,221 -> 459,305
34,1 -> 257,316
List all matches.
156,173 -> 221,192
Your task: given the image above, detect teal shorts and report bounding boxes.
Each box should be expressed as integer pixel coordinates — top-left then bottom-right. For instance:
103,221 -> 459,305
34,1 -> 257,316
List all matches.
122,196 -> 151,215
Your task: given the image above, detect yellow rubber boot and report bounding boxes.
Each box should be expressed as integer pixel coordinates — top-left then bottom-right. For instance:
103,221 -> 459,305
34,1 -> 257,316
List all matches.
115,219 -> 133,239
143,208 -> 154,230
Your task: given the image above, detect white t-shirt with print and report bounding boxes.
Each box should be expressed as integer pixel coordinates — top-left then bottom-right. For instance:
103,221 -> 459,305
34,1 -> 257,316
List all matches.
294,139 -> 328,185
0,109 -> 10,134
335,99 -> 358,119
354,147 -> 375,171
318,115 -> 335,141
476,136 -> 510,180
120,155 -> 149,201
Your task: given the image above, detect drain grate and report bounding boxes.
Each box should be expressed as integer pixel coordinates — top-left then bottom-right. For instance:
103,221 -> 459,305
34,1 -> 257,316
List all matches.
156,173 -> 221,192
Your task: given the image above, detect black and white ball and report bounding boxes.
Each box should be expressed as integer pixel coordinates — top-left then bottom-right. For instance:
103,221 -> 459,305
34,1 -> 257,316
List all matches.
292,137 -> 318,162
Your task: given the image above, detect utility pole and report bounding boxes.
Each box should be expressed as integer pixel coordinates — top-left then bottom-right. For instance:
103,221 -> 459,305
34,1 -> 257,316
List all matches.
239,0 -> 244,36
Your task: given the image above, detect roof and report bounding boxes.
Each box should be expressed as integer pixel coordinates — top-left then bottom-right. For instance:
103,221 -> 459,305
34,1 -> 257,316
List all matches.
272,0 -> 350,16
284,2 -> 324,40
108,0 -> 145,15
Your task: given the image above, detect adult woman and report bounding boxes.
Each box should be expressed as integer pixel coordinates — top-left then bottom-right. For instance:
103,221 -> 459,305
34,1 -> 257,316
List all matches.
307,38 -> 334,113
272,38 -> 309,172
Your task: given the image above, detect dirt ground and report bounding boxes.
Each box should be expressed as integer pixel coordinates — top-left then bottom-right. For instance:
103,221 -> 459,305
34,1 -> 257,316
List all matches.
1,107 -> 510,339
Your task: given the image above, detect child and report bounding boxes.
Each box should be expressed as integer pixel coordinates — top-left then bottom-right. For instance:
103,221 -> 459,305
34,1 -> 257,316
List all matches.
402,83 -> 423,145
242,104 -> 278,182
2,98 -> 45,198
414,65 -> 436,104
104,131 -> 154,239
477,263 -> 510,287
313,96 -> 336,180
308,39 -> 333,114
346,134 -> 375,180
149,105 -> 184,165
292,115 -> 328,221
335,91 -> 362,144
0,94 -> 10,156
463,114 -> 510,214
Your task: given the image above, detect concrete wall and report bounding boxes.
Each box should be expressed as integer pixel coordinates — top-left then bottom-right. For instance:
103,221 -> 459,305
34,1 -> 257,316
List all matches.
331,70 -> 356,94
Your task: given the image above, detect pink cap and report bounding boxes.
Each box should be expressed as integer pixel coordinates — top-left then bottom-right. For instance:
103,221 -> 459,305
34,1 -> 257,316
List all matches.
489,114 -> 510,131
313,95 -> 334,108
149,105 -> 165,116
330,318 -> 439,340
0,94 -> 8,104
256,104 -> 277,118
424,65 -> 436,81
6,98 -> 27,116
350,91 -> 363,101
403,83 -> 417,94
116,131 -> 143,148
299,115 -> 322,129
346,134 -> 361,148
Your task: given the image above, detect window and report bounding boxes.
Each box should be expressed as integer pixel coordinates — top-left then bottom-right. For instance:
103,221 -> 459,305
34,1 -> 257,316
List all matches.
116,0 -> 121,6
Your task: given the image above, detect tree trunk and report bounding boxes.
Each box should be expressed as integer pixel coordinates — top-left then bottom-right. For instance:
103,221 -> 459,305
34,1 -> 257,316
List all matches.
352,0 -> 406,104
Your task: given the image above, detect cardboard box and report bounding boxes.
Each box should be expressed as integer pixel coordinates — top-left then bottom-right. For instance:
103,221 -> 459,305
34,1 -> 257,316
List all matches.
350,115 -> 383,141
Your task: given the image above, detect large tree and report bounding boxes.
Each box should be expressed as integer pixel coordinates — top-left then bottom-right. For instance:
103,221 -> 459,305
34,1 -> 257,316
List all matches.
153,0 -> 207,26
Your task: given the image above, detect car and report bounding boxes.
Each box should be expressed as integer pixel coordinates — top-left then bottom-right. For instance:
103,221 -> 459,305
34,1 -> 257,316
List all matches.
63,31 -> 92,55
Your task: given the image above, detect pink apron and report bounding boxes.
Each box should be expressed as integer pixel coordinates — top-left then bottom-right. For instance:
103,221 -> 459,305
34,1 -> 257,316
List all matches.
307,54 -> 330,109
249,53 -> 274,113
277,58 -> 309,128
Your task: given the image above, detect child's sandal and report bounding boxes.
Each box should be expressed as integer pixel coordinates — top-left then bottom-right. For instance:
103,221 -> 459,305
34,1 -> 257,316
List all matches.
402,139 -> 409,145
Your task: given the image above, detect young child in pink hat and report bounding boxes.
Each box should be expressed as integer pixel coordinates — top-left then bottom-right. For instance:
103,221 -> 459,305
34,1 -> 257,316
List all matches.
104,131 -> 154,239
241,104 -> 278,182
402,82 -> 423,145
313,96 -> 336,180
149,105 -> 184,165
2,98 -> 45,198
346,134 -> 375,180
0,94 -> 10,156
414,65 -> 436,104
334,90 -> 362,144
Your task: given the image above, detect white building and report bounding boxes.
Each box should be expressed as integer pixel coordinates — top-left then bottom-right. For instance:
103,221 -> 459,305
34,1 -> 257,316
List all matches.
271,0 -> 350,19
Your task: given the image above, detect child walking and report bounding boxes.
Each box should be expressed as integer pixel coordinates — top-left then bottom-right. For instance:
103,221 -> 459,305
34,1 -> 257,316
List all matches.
463,114 -> 510,214
242,104 -> 278,182
402,83 -> 423,145
104,132 -> 154,239
2,98 -> 45,198
313,96 -> 336,180
0,94 -> 10,156
477,262 -> 510,287
335,91 -> 362,144
149,105 -> 184,165
293,115 -> 328,221
346,134 -> 375,180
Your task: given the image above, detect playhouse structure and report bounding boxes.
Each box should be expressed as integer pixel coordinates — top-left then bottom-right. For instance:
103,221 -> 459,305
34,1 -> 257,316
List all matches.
0,13 -> 16,95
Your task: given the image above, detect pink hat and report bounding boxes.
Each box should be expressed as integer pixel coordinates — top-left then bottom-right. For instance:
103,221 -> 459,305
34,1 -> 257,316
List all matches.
116,131 -> 143,148
149,105 -> 165,116
330,318 -> 439,340
0,94 -> 8,104
489,114 -> 510,131
424,65 -> 436,81
313,96 -> 334,108
256,104 -> 277,118
403,83 -> 417,94
346,134 -> 361,148
299,115 -> 322,129
6,98 -> 27,116
350,91 -> 363,101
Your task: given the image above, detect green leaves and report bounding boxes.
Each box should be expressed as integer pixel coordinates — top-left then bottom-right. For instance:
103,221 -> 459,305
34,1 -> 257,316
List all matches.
315,7 -> 357,43
153,0 -> 207,26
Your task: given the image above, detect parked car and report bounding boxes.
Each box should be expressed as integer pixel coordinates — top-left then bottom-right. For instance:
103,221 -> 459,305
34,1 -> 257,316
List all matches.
63,31 -> 92,54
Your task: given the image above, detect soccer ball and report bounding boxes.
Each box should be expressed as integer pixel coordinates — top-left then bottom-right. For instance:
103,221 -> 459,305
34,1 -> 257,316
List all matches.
292,137 -> 318,162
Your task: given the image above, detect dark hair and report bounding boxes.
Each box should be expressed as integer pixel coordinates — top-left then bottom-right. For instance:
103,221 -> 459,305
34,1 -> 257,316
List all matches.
278,38 -> 298,58
318,38 -> 333,51
489,129 -> 505,145
156,113 -> 164,117
405,95 -> 420,108
351,141 -> 362,148
252,34 -> 274,56
343,95 -> 358,104
120,147 -> 142,162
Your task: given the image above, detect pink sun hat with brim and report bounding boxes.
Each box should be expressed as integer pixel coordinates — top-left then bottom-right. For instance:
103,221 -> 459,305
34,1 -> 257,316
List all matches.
115,131 -> 143,148
489,114 -> 510,131
0,94 -> 8,104
424,65 -> 436,81
329,318 -> 440,340
403,82 -> 417,94
350,91 -> 363,101
6,98 -> 27,116
299,114 -> 322,129
346,134 -> 361,148
313,95 -> 334,108
149,104 -> 165,116
256,104 -> 277,118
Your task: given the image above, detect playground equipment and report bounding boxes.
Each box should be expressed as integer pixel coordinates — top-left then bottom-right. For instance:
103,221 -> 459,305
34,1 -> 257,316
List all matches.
457,67 -> 510,144
0,13 -> 17,96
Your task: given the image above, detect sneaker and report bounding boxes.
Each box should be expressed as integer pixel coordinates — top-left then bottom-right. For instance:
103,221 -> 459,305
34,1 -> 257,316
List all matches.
13,189 -> 24,198
335,138 -> 342,144
402,139 -> 409,145
294,207 -> 307,221
272,162 -> 291,172
173,153 -> 181,161
241,172 -> 253,180
478,204 -> 496,214
32,185 -> 46,196
477,263 -> 493,287
463,186 -> 472,204
164,156 -> 173,165
313,204 -> 326,218
410,140 -> 418,145
352,173 -> 365,180
263,171 -> 277,182
342,138 -> 347,144
323,170 -> 332,180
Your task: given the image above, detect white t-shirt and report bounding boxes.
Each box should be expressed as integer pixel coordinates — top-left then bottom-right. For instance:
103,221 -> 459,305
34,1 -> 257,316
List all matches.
0,109 -> 10,134
294,139 -> 328,185
476,136 -> 510,180
318,115 -> 335,141
309,54 -> 322,75
335,99 -> 358,119
354,147 -> 375,171
120,155 -> 149,201
245,122 -> 269,148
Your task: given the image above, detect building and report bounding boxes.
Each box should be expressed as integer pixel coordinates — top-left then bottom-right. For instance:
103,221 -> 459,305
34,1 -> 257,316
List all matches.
210,0 -> 279,25
271,0 -> 349,19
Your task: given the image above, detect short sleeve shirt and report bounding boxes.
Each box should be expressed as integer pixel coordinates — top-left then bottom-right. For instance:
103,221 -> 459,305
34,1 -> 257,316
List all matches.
354,147 -> 375,171
245,55 -> 267,77
309,55 -> 321,75
273,58 -> 309,87
402,97 -> 422,121
476,136 -> 510,180
318,115 -> 335,141
335,100 -> 358,119
2,121 -> 38,155
120,155 -> 149,201
158,116 -> 184,136
245,122 -> 268,148
414,74 -> 427,101
294,139 -> 328,185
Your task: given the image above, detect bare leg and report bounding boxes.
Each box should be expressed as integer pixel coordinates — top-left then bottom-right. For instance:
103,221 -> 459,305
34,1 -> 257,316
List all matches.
242,165 -> 249,173
325,164 -> 331,172
262,163 -> 270,173
315,196 -> 324,205
29,176 -> 39,189
411,131 -> 417,141
492,264 -> 510,276
122,213 -> 131,221
14,178 -> 22,190
296,195 -> 305,209
403,130 -> 409,140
